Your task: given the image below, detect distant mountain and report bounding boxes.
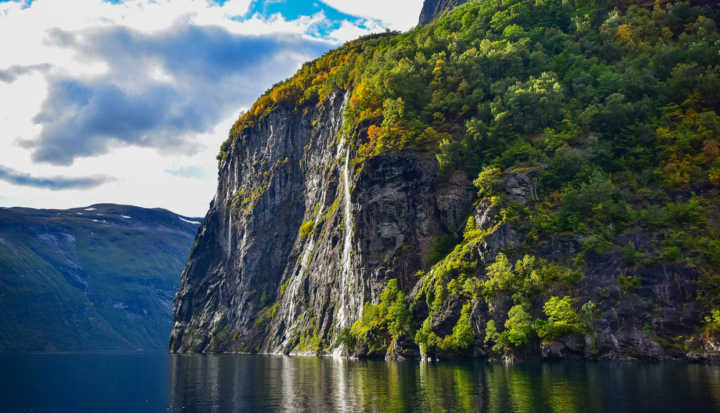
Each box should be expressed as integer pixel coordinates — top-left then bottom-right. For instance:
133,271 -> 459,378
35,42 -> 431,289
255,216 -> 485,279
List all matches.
0,204 -> 200,352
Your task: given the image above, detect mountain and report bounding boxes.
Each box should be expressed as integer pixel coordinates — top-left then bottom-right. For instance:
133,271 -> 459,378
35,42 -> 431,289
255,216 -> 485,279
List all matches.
418,0 -> 468,26
170,0 -> 720,362
0,204 -> 200,352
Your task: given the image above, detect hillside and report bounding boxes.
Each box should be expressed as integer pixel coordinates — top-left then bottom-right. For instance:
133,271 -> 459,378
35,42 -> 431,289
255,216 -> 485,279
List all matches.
171,0 -> 720,362
0,204 -> 200,352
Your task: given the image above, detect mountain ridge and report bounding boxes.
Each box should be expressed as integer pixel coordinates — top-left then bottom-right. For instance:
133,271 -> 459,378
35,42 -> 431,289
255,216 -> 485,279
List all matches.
0,203 -> 200,352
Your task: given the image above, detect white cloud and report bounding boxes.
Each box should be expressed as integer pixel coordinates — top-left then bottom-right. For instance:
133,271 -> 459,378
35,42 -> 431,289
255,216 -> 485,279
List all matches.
328,19 -> 384,43
320,0 -> 424,31
0,0 -> 420,216
0,113 -> 235,217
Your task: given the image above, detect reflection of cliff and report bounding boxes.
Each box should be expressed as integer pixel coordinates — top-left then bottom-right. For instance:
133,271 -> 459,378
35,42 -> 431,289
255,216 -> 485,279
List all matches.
167,356 -> 720,412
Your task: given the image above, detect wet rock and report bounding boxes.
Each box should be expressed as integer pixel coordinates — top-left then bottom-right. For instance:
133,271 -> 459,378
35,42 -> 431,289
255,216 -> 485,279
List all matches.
541,335 -> 584,360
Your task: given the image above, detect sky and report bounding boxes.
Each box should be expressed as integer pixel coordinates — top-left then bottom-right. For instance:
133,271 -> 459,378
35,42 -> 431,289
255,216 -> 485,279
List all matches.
0,0 -> 423,216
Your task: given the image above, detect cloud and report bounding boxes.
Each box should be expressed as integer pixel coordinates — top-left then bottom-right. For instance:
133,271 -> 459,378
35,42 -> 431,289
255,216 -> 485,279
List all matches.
22,24 -> 332,165
0,64 -> 51,83
0,0 -> 401,215
164,165 -> 210,179
319,0 -> 423,31
328,20 -> 383,43
0,165 -> 114,190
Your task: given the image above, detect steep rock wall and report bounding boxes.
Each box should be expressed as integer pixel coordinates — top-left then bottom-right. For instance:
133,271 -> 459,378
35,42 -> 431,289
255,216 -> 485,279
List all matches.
406,168 -> 705,362
169,91 -> 474,353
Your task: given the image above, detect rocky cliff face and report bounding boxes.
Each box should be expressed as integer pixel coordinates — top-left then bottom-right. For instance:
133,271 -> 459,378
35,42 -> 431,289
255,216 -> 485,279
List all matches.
411,169 -> 705,362
169,91 -> 475,354
171,117 -> 706,360
171,0 -> 720,362
418,0 -> 468,26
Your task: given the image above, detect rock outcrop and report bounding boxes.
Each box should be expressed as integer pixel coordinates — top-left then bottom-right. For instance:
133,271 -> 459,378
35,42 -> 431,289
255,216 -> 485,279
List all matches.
411,168 -> 706,362
169,91 -> 475,354
170,92 -> 708,361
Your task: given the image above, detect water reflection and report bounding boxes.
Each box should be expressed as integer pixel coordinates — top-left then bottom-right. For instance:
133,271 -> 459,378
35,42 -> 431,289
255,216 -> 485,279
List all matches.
168,355 -> 720,413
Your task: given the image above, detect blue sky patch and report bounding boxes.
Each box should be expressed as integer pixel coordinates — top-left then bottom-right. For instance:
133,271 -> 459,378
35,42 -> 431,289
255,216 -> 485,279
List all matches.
234,0 -> 377,38
0,0 -> 380,39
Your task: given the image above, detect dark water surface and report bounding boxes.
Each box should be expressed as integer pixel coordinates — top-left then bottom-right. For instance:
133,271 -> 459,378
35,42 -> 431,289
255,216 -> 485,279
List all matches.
2,353 -> 720,412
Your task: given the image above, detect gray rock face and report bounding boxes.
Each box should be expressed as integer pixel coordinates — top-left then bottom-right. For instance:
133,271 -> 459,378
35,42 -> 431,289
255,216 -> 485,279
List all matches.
409,167 -> 708,362
169,92 -> 475,354
171,110 -> 708,361
418,0 -> 468,26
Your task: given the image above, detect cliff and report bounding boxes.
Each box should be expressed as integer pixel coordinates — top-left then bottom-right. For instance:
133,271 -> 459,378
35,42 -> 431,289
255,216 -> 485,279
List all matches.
171,0 -> 720,361
170,89 -> 475,354
0,204 -> 199,352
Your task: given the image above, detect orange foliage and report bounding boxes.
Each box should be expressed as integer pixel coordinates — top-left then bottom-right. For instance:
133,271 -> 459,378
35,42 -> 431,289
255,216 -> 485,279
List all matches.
703,139 -> 719,161
224,33 -> 392,144
662,153 -> 694,187
360,124 -> 383,157
617,24 -> 634,47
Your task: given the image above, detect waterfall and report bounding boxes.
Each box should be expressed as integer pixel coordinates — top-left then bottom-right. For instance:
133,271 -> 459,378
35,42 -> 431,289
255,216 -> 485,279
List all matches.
227,213 -> 232,257
335,93 -> 350,158
336,149 -> 353,330
330,92 -> 353,355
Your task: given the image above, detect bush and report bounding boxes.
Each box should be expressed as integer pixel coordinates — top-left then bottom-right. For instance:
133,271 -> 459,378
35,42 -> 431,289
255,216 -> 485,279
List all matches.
704,309 -> 720,334
426,233 -> 460,266
351,279 -> 411,355
484,304 -> 535,355
482,253 -> 582,304
618,274 -> 641,295
451,302 -> 476,350
536,296 -> 583,341
581,234 -> 613,255
473,166 -> 503,199
504,304 -> 534,347
298,220 -> 314,240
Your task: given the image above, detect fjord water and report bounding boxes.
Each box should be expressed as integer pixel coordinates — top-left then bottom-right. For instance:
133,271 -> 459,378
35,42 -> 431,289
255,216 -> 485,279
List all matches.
3,354 -> 720,412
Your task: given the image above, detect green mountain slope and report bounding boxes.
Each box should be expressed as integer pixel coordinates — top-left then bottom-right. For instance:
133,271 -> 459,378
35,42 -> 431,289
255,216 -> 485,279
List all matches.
0,204 -> 199,352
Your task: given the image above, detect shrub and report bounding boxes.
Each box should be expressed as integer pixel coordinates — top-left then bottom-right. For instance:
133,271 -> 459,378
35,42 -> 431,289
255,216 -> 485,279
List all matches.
482,253 -> 582,304
704,309 -> 720,334
504,304 -> 534,348
451,302 -> 476,351
536,296 -> 583,341
484,304 -> 535,354
426,233 -> 459,266
473,167 -> 503,199
618,274 -> 641,295
298,220 -> 314,240
350,279 -> 411,355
